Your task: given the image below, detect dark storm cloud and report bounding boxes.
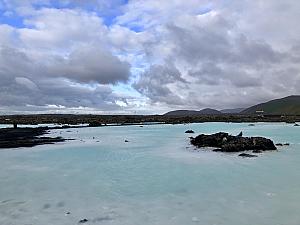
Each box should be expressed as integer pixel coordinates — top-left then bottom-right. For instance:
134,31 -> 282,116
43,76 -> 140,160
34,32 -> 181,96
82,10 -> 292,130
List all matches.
49,46 -> 130,84
133,64 -> 187,105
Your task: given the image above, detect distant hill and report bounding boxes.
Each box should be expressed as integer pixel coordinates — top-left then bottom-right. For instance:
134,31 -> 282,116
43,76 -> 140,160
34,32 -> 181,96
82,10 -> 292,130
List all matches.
164,108 -> 222,116
220,108 -> 245,114
242,95 -> 300,115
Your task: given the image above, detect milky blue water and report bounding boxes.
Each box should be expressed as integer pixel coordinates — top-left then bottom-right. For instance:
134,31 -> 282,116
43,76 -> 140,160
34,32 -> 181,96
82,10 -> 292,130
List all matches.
0,123 -> 299,225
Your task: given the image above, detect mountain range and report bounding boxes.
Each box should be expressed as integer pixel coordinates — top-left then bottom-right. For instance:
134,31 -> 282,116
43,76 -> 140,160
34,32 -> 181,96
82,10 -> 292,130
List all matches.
164,95 -> 300,116
241,95 -> 300,115
164,108 -> 222,116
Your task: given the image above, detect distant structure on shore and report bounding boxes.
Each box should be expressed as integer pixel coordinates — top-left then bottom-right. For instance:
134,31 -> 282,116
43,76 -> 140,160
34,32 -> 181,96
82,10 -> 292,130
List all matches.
255,110 -> 264,113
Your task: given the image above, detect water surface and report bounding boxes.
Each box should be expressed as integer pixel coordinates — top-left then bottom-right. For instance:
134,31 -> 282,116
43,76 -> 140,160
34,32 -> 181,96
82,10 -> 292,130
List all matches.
0,123 -> 299,225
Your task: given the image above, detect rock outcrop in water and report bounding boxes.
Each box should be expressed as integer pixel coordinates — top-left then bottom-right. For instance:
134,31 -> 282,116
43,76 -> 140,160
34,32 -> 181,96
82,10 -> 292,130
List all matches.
0,128 -> 66,149
185,130 -> 195,133
190,132 -> 277,152
239,153 -> 258,158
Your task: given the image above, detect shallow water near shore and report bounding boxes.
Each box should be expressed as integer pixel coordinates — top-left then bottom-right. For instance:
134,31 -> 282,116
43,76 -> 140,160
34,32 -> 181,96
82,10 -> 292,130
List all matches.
0,122 -> 300,225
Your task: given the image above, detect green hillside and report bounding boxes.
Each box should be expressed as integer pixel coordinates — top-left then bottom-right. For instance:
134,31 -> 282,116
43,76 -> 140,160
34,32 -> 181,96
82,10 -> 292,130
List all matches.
242,95 -> 300,115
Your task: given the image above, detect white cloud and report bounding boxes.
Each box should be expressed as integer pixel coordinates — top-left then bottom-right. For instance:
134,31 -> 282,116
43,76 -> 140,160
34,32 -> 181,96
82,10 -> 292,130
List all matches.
0,7 -> 131,112
19,8 -> 107,50
132,3 -> 300,109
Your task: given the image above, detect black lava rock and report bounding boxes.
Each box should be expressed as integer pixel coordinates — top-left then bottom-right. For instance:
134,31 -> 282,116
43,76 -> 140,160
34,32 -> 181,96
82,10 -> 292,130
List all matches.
190,132 -> 277,152
185,130 -> 195,134
0,128 -> 66,149
239,153 -> 258,158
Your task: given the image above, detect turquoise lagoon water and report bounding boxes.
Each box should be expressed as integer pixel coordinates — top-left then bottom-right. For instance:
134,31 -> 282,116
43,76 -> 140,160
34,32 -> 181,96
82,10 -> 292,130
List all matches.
0,122 -> 300,225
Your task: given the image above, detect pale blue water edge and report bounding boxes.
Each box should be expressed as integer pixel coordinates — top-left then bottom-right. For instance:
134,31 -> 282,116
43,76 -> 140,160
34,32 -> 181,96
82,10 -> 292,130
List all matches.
0,122 -> 299,225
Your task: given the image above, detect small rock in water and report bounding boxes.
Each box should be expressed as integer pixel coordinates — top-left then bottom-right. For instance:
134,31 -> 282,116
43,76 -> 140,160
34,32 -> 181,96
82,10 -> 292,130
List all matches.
212,148 -> 222,152
237,131 -> 243,137
294,123 -> 299,126
125,140 -> 129,142
79,219 -> 89,223
276,143 -> 283,146
65,211 -> 71,215
248,124 -> 255,126
185,130 -> 195,134
239,153 -> 258,158
284,143 -> 290,146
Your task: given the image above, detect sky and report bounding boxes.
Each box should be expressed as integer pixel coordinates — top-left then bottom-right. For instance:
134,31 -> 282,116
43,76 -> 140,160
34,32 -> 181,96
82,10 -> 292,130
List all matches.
0,0 -> 300,114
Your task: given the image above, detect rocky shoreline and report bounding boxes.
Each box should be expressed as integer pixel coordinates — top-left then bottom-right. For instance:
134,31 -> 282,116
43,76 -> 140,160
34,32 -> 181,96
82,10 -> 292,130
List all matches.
190,132 -> 277,157
0,114 -> 299,126
0,127 -> 67,149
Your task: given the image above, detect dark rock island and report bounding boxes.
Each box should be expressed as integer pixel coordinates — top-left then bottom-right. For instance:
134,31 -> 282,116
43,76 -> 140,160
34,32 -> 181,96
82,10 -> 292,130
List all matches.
190,132 -> 277,153
0,127 -> 66,149
185,130 -> 195,134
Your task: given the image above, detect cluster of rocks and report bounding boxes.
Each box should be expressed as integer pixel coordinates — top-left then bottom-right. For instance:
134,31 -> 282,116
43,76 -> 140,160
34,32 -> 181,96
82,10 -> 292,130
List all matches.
190,132 -> 277,157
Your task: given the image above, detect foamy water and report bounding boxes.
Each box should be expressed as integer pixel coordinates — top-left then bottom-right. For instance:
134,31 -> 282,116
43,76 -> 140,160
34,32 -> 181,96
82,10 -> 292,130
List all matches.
0,123 -> 299,225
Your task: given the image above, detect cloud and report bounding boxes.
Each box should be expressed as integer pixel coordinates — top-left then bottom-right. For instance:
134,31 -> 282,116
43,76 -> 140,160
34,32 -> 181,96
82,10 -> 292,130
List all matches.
1,0 -> 300,113
0,44 -> 130,110
116,0 -> 213,29
15,77 -> 39,91
133,64 -> 187,105
47,45 -> 130,84
0,7 -> 131,112
19,8 -> 107,49
132,6 -> 300,109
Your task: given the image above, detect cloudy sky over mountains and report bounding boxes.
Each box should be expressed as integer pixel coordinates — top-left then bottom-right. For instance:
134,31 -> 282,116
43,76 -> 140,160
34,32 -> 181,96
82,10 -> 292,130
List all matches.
0,0 -> 299,114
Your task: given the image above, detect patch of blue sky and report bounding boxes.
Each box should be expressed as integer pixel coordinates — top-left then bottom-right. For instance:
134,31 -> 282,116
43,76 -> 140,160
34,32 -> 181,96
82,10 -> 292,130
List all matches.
117,17 -> 147,32
0,9 -> 24,28
126,24 -> 144,32
112,83 -> 141,97
196,4 -> 213,15
0,0 -> 130,28
47,0 -> 129,26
